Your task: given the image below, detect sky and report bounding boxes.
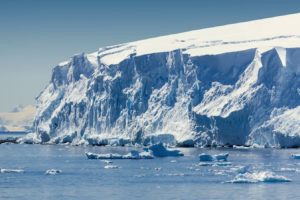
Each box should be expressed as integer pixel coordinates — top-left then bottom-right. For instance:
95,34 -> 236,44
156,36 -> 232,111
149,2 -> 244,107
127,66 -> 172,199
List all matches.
1,0 -> 300,111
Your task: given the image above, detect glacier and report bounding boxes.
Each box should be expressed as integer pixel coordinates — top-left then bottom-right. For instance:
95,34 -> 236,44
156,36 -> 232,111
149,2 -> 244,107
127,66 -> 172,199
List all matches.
28,13 -> 300,147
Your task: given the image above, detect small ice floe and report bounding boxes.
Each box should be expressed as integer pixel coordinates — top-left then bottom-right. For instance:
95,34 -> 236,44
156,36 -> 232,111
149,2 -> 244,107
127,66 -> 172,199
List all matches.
197,161 -> 231,167
166,173 -> 186,177
170,160 -> 177,163
123,150 -> 154,159
102,160 -> 113,164
292,154 -> 300,159
104,165 -> 119,169
0,168 -> 24,173
233,145 -> 250,150
227,171 -> 291,183
86,150 -> 154,160
213,162 -> 232,167
148,143 -> 184,157
86,152 -> 122,159
197,162 -> 214,166
214,153 -> 229,162
199,153 -> 229,162
45,169 -> 62,175
199,153 -> 213,162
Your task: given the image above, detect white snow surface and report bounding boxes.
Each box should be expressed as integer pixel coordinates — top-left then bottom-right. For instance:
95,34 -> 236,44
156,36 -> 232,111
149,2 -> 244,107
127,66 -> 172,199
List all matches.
97,13 -> 300,65
30,13 -> 300,147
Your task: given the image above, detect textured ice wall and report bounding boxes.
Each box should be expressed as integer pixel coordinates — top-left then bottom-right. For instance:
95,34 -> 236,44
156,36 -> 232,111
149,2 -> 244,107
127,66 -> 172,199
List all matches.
30,47 -> 300,147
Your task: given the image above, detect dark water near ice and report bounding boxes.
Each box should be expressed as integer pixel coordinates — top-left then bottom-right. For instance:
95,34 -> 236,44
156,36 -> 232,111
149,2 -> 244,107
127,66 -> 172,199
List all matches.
0,143 -> 300,200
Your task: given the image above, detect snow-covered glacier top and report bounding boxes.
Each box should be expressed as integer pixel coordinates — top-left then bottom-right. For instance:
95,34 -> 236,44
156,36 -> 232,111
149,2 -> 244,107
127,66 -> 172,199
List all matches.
91,13 -> 300,65
28,13 -> 300,148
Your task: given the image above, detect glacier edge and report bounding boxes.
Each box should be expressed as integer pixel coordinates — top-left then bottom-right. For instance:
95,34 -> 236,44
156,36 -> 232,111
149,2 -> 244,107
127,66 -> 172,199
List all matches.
24,46 -> 300,148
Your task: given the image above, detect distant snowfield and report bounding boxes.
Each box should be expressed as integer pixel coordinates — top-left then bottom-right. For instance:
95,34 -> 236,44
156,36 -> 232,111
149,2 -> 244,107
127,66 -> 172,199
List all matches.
0,105 -> 36,132
26,13 -> 300,147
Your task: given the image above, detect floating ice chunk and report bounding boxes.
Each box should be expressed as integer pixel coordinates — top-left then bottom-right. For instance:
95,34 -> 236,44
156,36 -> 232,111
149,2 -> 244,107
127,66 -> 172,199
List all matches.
199,153 -> 229,162
197,162 -> 214,166
166,173 -> 186,177
104,165 -> 119,169
227,171 -> 291,183
102,160 -> 113,164
45,169 -> 62,175
213,162 -> 232,167
214,153 -> 229,162
148,143 -> 184,157
86,150 -> 153,160
170,160 -> 177,163
122,150 -> 154,159
199,153 -> 214,162
233,145 -> 250,150
0,168 -> 24,173
292,154 -> 300,159
86,152 -> 123,159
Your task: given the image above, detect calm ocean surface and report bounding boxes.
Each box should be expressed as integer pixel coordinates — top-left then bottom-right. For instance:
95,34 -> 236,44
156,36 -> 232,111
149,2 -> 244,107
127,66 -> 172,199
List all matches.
0,142 -> 300,200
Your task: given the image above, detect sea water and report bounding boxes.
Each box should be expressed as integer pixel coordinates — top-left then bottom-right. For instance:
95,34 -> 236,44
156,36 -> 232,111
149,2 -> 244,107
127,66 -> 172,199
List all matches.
0,144 -> 300,200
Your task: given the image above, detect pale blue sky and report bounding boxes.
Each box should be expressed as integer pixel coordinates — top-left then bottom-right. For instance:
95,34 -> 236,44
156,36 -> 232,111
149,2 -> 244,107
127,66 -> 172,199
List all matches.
1,0 -> 300,111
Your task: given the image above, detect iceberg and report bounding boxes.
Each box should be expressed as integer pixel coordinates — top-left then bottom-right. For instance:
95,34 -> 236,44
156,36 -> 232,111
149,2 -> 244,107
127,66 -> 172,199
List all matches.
86,152 -> 123,159
292,154 -> 300,159
86,150 -> 154,160
199,153 -> 214,162
199,153 -> 229,161
0,168 -> 24,173
101,160 -> 113,164
45,169 -> 62,175
28,13 -> 300,147
122,150 -> 154,159
148,143 -> 184,157
227,171 -> 291,183
214,153 -> 229,161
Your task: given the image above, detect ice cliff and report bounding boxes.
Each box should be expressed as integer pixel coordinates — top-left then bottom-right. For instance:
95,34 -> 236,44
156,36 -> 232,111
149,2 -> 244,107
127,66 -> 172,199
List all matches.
30,13 -> 300,147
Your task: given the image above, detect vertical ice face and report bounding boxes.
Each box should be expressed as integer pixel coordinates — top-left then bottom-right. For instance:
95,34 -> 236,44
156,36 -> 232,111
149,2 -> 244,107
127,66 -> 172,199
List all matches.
29,13 -> 300,147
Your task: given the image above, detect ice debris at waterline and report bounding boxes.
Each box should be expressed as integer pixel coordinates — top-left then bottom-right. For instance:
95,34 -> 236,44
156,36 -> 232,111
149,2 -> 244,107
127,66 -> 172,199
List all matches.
199,153 -> 229,162
227,171 -> 291,183
0,168 -> 24,173
45,169 -> 62,175
148,143 -> 184,157
86,150 -> 154,160
292,154 -> 300,159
